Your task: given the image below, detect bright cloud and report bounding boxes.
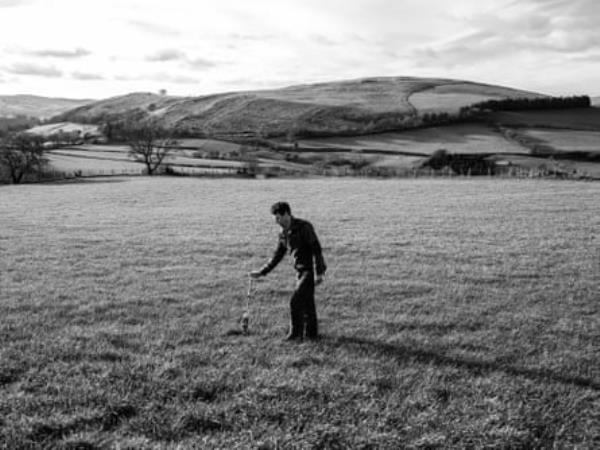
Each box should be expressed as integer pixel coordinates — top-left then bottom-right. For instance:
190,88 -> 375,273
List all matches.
0,0 -> 598,98
6,63 -> 62,77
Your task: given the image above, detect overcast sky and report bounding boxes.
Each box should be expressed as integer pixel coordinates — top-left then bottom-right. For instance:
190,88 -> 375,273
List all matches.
0,0 -> 598,99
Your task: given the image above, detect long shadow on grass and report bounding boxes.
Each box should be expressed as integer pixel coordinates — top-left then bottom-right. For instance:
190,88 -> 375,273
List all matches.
323,335 -> 600,391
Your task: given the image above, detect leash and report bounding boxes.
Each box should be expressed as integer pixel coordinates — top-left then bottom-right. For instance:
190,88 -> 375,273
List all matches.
241,276 -> 254,334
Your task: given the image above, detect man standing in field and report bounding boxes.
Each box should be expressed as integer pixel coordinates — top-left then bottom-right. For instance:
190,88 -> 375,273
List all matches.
250,202 -> 326,341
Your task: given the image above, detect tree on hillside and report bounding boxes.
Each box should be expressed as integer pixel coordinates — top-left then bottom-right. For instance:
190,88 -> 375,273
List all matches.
124,123 -> 178,175
0,133 -> 47,183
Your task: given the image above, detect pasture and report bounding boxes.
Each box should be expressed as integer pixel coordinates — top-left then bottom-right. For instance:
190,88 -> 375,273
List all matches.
296,124 -> 528,155
45,144 -> 247,178
519,128 -> 600,154
0,178 -> 599,448
408,82 -> 545,115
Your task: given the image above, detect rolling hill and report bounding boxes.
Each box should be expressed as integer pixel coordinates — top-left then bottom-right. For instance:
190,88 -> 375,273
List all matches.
53,77 -> 547,139
7,76 -> 597,181
0,95 -> 92,119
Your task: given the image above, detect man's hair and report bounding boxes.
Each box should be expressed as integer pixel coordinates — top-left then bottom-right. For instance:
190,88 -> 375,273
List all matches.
271,201 -> 291,215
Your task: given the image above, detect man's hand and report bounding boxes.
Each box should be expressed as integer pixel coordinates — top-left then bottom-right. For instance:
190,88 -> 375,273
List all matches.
249,270 -> 263,279
315,274 -> 324,285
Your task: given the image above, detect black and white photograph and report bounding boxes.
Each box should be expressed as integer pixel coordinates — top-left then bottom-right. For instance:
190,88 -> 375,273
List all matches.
0,0 -> 598,448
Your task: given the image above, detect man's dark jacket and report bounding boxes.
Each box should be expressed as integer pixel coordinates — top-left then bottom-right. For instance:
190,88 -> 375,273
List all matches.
259,217 -> 326,276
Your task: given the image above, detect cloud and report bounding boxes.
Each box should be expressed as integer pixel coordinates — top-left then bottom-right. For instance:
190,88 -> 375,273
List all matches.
6,62 -> 62,77
413,0 -> 600,69
144,49 -> 216,69
228,33 -> 276,42
146,49 -> 186,62
153,73 -> 198,84
0,0 -> 32,7
26,47 -> 91,58
186,57 -> 216,69
114,72 -> 198,84
128,20 -> 180,36
71,71 -> 104,80
310,34 -> 338,46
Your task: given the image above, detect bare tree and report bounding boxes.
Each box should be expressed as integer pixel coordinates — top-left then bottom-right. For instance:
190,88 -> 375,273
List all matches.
125,123 -> 178,175
0,133 -> 46,184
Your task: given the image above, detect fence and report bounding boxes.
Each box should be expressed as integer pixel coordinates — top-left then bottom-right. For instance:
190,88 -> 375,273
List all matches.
3,163 -> 595,184
310,165 -> 597,180
39,168 -> 146,182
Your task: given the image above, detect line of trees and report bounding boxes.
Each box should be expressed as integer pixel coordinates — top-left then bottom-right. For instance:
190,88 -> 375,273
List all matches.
462,95 -> 591,114
418,96 -> 592,129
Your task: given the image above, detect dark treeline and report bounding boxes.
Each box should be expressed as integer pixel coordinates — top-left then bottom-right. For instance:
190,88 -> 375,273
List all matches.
418,96 -> 592,129
462,95 -> 591,114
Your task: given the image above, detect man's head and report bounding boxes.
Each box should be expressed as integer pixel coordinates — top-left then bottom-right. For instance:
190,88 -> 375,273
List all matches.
271,201 -> 292,229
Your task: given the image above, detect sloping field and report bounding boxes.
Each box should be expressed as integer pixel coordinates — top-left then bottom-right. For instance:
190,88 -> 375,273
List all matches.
0,178 -> 598,448
26,122 -> 101,137
176,138 -> 241,153
409,82 -> 545,114
0,95 -> 92,119
518,129 -> 600,154
296,124 -> 528,156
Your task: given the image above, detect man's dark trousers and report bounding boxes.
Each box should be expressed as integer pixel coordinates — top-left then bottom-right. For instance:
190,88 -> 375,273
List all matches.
289,270 -> 317,339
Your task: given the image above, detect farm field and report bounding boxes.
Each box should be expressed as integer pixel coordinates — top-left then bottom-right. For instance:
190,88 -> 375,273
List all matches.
45,144 -> 247,177
408,82 -> 546,115
296,124 -> 529,155
0,178 -> 599,448
519,128 -> 600,154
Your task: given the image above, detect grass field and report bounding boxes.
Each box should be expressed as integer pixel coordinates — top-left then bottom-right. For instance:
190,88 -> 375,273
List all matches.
519,129 -> 600,154
296,124 -> 528,156
45,144 -> 248,177
1,178 -> 599,448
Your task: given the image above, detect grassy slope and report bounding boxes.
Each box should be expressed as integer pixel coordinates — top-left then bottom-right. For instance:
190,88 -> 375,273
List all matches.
291,108 -> 600,175
1,178 -> 599,448
56,77 -> 544,138
296,124 -> 528,155
27,122 -> 101,137
40,78 -> 599,175
408,82 -> 546,114
519,129 -> 600,153
0,95 -> 92,119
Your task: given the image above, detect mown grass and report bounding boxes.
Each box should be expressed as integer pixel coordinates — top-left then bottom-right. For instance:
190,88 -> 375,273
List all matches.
1,178 -> 599,448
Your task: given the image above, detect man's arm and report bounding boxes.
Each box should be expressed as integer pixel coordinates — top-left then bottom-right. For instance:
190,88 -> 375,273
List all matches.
250,236 -> 286,278
303,222 -> 326,283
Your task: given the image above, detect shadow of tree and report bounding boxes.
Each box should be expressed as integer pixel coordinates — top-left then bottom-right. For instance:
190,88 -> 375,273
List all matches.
320,335 -> 600,391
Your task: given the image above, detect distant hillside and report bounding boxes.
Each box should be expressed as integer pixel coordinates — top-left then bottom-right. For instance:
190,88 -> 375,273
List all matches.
26,122 -> 102,138
0,95 -> 92,119
54,77 -> 547,139
592,97 -> 600,107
